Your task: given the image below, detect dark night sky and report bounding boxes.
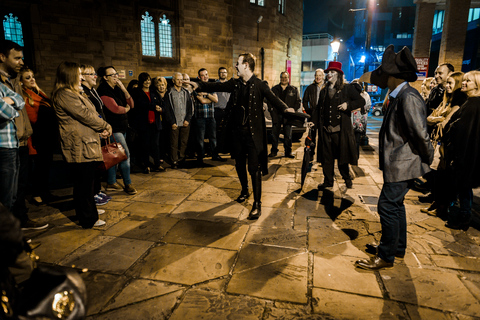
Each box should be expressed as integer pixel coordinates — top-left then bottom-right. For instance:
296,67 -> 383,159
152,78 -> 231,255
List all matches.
303,0 -> 358,39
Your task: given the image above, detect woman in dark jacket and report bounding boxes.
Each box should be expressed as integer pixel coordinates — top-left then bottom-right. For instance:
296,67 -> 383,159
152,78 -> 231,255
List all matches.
97,66 -> 137,195
131,72 -> 164,173
444,71 -> 480,231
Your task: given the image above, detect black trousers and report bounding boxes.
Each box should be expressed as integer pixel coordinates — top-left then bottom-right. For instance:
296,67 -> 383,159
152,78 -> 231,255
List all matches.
12,146 -> 29,224
71,161 -> 100,228
321,131 -> 350,186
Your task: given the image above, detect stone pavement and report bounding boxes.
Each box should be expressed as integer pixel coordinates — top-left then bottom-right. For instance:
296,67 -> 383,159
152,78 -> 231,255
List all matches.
24,132 -> 480,320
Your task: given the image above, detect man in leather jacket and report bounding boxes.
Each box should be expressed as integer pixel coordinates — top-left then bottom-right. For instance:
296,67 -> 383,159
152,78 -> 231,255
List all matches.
268,71 -> 301,158
355,45 -> 434,271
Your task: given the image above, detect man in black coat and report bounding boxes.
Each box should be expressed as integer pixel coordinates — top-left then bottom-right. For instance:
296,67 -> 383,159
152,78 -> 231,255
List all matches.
268,71 -> 301,158
355,45 -> 434,271
312,61 -> 365,189
188,53 -> 293,220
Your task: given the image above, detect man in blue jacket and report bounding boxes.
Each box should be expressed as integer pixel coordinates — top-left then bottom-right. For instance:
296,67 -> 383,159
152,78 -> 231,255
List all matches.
355,45 -> 434,270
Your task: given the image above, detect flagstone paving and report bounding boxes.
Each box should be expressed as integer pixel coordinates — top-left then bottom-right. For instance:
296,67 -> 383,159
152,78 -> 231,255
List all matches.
24,133 -> 480,319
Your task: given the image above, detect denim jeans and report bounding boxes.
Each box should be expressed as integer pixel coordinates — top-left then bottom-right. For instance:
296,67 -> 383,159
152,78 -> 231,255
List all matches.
107,132 -> 132,185
271,114 -> 292,154
194,117 -> 217,159
377,180 -> 410,263
0,147 -> 19,211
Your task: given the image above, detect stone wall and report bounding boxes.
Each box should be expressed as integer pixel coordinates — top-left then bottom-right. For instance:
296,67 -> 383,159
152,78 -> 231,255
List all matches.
2,0 -> 303,93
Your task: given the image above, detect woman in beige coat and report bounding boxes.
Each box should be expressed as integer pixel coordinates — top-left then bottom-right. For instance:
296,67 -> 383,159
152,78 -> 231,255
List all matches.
52,61 -> 112,228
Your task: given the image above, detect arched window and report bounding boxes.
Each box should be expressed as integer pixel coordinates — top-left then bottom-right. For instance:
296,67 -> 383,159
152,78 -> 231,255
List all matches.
141,12 -> 156,57
140,11 -> 175,60
3,13 -> 24,46
158,15 -> 172,58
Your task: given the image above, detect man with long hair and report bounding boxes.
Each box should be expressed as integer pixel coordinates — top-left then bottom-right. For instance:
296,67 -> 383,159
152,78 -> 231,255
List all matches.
312,61 -> 364,190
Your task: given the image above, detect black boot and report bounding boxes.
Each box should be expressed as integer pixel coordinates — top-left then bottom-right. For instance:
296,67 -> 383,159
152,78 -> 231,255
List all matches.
445,212 -> 472,231
235,163 -> 249,203
248,170 -> 262,220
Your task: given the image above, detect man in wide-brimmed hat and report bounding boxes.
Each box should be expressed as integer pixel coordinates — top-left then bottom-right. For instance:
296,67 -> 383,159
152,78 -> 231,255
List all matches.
312,61 -> 365,190
355,45 -> 434,271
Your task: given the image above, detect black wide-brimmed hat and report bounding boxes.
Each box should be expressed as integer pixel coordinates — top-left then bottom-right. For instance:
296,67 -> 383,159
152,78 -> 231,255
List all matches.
284,111 -> 310,127
359,45 -> 418,89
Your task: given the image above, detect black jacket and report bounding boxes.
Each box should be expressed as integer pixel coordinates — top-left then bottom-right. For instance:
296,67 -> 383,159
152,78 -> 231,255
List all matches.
313,83 -> 365,165
269,84 -> 301,123
163,87 -> 193,127
130,88 -> 163,131
379,83 -> 433,183
302,83 -> 321,115
198,75 -> 288,175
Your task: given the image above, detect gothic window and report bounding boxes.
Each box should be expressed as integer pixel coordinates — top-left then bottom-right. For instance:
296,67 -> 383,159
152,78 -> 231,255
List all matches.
140,11 -> 175,60
250,0 -> 265,6
158,15 -> 172,58
279,0 -> 286,14
3,13 -> 24,46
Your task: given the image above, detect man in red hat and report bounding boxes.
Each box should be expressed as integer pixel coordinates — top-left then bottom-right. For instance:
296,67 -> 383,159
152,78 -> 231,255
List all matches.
355,45 -> 433,270
312,61 -> 365,190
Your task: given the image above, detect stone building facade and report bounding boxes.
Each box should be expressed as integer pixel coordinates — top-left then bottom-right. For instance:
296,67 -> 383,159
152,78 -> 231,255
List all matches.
1,0 -> 303,93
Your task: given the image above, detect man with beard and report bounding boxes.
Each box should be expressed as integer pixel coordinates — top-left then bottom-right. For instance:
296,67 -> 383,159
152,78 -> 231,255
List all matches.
187,53 -> 294,220
312,61 -> 364,190
0,40 -> 47,230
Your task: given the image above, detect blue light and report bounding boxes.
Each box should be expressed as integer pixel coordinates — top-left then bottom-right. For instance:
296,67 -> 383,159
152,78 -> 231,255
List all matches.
359,55 -> 366,63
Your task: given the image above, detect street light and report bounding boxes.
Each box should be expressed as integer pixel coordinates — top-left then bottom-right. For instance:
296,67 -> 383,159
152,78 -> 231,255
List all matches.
331,39 -> 340,61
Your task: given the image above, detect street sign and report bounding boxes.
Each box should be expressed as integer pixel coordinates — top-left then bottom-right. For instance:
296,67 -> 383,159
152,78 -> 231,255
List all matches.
415,57 -> 429,81
286,60 -> 292,83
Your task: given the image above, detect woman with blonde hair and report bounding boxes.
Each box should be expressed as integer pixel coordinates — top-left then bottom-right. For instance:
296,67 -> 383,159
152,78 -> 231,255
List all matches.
444,71 -> 480,230
421,71 -> 466,216
52,61 -> 112,228
19,67 -> 58,206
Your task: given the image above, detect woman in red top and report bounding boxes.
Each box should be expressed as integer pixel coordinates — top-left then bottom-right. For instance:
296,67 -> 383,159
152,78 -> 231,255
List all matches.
19,67 -> 58,205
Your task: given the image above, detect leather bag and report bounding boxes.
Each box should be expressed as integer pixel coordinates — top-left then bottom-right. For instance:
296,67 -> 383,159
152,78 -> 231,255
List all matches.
100,136 -> 128,171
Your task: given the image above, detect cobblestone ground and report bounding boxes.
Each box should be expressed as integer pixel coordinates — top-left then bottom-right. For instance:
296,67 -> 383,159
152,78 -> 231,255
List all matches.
24,131 -> 480,320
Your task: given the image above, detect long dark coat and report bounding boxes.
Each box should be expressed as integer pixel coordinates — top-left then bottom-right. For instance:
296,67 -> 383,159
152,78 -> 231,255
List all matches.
446,96 -> 480,189
313,83 -> 364,165
197,75 -> 288,175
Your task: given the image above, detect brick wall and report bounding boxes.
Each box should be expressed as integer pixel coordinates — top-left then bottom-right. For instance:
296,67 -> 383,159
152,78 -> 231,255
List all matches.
2,0 -> 303,93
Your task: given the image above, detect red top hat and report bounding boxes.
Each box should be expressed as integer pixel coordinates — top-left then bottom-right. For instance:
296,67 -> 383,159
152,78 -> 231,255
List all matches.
325,61 -> 344,75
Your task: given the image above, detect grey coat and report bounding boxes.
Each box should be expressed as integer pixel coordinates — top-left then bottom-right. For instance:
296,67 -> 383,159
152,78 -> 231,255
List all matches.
379,83 -> 434,183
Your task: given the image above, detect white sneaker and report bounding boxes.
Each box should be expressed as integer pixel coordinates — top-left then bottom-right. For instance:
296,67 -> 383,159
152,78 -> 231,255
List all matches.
94,219 -> 106,227
97,209 -> 105,215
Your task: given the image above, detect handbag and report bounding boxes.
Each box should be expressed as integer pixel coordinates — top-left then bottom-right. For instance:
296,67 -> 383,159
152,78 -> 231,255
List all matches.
99,136 -> 128,171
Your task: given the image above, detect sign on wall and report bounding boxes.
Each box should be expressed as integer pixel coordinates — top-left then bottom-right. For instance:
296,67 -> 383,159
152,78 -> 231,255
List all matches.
415,57 -> 429,81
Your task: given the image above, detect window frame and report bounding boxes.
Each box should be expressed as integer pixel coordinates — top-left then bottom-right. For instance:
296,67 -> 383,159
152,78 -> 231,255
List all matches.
250,0 -> 265,7
139,8 -> 179,65
278,0 -> 286,15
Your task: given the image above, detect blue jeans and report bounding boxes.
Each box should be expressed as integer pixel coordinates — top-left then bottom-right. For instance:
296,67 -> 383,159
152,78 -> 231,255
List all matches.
194,117 -> 216,159
0,147 -> 19,211
107,132 -> 132,185
377,180 -> 410,263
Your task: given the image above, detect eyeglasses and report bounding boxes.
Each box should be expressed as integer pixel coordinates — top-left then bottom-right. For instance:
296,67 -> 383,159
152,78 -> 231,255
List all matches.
106,73 -> 119,77
83,73 -> 96,76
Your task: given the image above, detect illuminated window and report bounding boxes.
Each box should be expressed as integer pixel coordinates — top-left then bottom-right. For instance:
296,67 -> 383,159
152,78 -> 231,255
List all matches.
141,12 -> 156,57
158,15 -> 172,58
140,11 -> 175,60
250,0 -> 265,6
3,13 -> 24,46
279,0 -> 286,14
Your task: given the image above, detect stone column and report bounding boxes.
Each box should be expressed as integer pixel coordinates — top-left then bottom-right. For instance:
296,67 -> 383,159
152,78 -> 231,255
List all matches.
438,0 -> 472,70
412,1 -> 436,58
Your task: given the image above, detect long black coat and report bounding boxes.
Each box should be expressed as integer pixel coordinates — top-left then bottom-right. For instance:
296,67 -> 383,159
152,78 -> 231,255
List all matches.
446,96 -> 480,189
379,83 -> 433,183
130,88 -> 162,131
312,83 -> 364,165
198,75 -> 288,175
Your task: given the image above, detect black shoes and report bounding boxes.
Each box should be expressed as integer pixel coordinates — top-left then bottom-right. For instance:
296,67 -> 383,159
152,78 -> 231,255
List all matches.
355,256 -> 394,270
21,219 -> 49,231
445,213 -> 472,231
318,183 -> 333,190
247,201 -> 262,220
345,180 -> 353,189
285,153 -> 295,158
236,190 -> 250,203
268,152 -> 277,158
